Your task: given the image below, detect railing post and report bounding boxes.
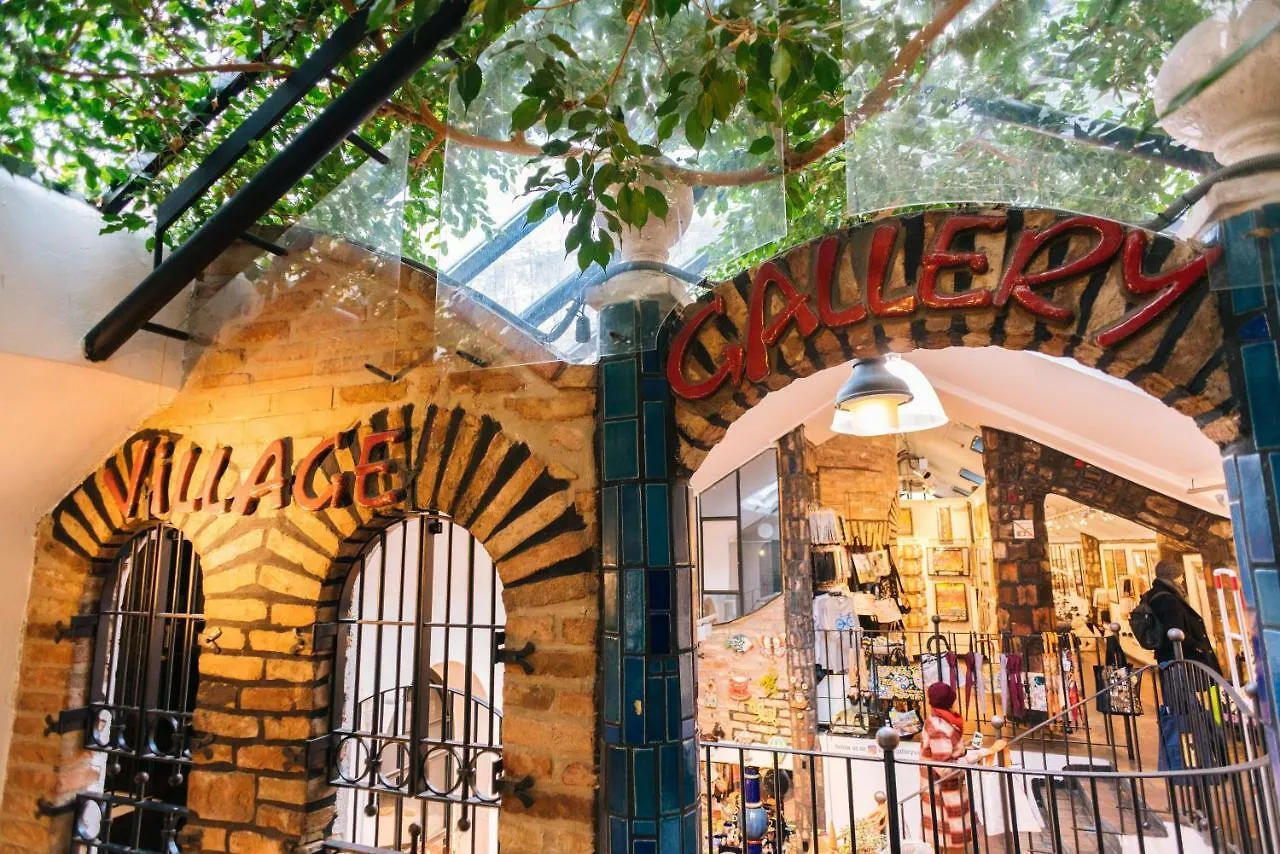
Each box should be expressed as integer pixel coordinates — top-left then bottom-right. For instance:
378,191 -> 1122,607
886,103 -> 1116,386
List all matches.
1168,627 -> 1186,661
878,726 -> 903,854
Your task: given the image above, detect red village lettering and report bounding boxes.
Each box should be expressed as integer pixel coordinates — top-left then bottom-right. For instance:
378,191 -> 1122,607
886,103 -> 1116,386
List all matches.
105,423 -> 412,522
667,210 -> 1221,400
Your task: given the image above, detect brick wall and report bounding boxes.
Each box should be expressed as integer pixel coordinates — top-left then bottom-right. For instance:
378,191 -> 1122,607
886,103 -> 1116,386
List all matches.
0,237 -> 599,854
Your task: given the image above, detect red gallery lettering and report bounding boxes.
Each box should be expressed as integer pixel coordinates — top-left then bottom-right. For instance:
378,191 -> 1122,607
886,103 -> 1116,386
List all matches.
667,213 -> 1221,400
104,427 -> 407,520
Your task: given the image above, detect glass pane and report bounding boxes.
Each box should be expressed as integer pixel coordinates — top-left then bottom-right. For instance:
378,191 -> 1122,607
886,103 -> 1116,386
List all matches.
699,472 -> 738,518
700,519 -> 740,592
738,450 -> 779,515
738,449 -> 780,615
840,0 -> 1231,225
703,593 -> 740,625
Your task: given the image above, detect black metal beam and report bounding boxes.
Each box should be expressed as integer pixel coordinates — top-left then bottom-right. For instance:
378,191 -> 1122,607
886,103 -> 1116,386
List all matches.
935,89 -> 1211,173
152,8 -> 375,237
83,0 -> 470,363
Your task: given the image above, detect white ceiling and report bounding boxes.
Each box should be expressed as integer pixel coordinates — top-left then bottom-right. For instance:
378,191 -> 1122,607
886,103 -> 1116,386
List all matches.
690,347 -> 1228,517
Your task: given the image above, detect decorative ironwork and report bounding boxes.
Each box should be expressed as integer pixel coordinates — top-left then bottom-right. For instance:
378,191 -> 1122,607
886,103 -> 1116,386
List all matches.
70,525 -> 204,852
319,514 -> 508,853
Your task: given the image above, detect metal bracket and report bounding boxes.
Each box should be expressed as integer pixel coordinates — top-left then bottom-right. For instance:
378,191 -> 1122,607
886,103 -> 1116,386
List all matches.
53,614 -> 99,643
494,630 -> 535,675
495,765 -> 535,808
35,797 -> 76,818
44,707 -> 90,737
312,620 -> 338,653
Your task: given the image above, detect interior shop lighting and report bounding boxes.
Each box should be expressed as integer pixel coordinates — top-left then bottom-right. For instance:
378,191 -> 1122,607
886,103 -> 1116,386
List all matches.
831,355 -> 948,437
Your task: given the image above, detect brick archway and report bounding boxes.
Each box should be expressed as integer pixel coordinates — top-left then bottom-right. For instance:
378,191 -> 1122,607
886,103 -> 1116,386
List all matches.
667,205 -> 1235,475
7,401 -> 597,854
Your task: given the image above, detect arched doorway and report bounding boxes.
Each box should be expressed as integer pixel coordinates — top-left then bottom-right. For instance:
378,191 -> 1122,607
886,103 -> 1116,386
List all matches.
322,513 -> 505,854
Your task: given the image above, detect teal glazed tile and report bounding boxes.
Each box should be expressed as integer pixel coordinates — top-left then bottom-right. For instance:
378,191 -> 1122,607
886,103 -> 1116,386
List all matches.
621,485 -> 644,565
633,748 -> 657,817
603,360 -> 639,419
1242,343 -> 1280,449
623,570 -> 646,653
680,738 -> 698,805
666,675 -> 681,739
645,484 -> 672,567
1265,629 -> 1280,711
660,817 -> 681,853
633,821 -> 656,836
643,400 -> 669,478
603,636 -> 621,724
649,614 -> 671,655
678,654 -> 694,716
604,420 -> 641,480
610,818 -> 628,854
660,743 -> 681,816
646,675 -> 666,740
1240,454 -> 1277,563
676,571 -> 693,649
648,568 -> 671,612
1224,210 -> 1265,295
684,813 -> 698,853
1256,569 -> 1280,628
1232,285 -> 1266,315
602,486 -> 620,569
642,377 -> 668,400
625,655 -> 646,744
1228,503 -> 1256,607
634,842 -> 657,854
607,748 -> 628,815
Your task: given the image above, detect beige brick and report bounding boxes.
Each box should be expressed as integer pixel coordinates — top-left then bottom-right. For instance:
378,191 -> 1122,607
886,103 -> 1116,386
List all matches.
200,654 -> 265,681
193,709 -> 261,739
238,743 -> 302,772
257,775 -> 308,805
188,770 -> 255,822
227,830 -> 288,854
269,603 -> 316,627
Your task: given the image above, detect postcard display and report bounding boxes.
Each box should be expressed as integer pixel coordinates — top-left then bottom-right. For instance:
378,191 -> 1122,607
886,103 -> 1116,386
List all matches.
807,506 -> 924,737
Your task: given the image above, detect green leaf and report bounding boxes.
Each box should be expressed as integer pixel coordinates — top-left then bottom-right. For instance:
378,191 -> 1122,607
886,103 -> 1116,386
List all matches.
749,135 -> 776,155
656,112 -> 680,141
412,0 -> 443,26
542,139 -> 571,156
457,63 -> 483,109
545,108 -> 564,134
813,51 -> 841,92
368,0 -> 397,29
770,45 -> 792,88
565,156 -> 580,182
511,97 -> 542,132
684,110 -> 706,150
644,186 -> 669,220
546,33 -> 579,59
483,0 -> 508,35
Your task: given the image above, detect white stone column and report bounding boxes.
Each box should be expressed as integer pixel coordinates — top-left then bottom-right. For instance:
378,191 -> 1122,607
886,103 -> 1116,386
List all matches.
1155,0 -> 1280,234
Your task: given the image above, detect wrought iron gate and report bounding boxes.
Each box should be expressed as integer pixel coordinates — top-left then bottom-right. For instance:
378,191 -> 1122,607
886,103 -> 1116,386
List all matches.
48,524 -> 205,852
317,514 -> 507,853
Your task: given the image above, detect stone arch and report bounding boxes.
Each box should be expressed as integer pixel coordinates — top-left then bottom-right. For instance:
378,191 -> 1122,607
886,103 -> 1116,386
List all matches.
667,205 -> 1236,476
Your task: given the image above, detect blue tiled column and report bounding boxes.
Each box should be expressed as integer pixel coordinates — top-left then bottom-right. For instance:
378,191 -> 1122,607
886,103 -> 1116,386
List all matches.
1219,204 -> 1280,733
597,300 -> 700,854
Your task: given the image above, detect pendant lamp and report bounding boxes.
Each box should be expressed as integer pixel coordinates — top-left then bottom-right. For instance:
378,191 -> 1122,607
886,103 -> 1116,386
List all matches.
831,354 -> 948,436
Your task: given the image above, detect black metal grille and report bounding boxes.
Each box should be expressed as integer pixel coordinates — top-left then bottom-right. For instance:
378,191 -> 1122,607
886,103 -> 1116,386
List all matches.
74,525 -> 204,853
321,514 -> 505,853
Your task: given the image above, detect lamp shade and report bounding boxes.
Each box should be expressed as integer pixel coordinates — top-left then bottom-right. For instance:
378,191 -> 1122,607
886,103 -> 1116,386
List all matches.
830,355 -> 947,437
883,354 -> 948,433
831,357 -> 913,437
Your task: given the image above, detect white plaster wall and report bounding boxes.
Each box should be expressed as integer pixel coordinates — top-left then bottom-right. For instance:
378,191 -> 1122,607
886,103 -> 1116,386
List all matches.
0,175 -> 181,801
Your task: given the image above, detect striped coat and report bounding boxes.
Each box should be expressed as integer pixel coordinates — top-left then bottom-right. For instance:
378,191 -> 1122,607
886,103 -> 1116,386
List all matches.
920,708 -> 973,853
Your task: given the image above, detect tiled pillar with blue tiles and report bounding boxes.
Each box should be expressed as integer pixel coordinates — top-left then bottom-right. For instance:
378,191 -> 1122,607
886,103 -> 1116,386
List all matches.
597,299 -> 700,854
1219,204 -> 1280,736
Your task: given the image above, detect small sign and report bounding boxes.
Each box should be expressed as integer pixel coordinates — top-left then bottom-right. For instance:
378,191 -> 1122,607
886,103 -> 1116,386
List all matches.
1013,519 -> 1035,540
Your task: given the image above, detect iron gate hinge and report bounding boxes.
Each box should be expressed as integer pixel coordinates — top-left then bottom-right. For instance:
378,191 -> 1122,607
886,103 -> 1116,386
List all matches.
54,614 -> 99,643
312,621 -> 338,653
44,706 -> 91,737
493,629 -> 535,675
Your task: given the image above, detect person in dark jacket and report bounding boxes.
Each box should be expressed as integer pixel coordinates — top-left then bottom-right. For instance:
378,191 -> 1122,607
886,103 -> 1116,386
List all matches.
1141,560 -> 1221,673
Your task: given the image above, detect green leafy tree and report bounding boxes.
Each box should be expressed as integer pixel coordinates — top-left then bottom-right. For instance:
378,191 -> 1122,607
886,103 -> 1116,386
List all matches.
0,0 -> 1237,276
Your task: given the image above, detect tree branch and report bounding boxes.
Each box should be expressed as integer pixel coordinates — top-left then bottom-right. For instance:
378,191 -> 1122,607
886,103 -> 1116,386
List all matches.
387,0 -> 976,188
41,60 -> 297,82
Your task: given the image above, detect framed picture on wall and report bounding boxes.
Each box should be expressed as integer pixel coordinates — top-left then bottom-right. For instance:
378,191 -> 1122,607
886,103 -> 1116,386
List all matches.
930,546 -> 969,577
935,582 -> 970,622
898,507 -> 914,536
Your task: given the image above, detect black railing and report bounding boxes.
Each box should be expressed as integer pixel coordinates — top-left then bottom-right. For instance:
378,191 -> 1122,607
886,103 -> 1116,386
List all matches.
702,630 -> 1278,854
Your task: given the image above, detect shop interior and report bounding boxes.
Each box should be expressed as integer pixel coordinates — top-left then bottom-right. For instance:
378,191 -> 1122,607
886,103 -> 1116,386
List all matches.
690,348 -> 1253,853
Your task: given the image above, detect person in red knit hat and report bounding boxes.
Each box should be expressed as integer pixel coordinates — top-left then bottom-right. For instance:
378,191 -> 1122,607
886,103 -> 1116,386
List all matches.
920,681 -> 973,853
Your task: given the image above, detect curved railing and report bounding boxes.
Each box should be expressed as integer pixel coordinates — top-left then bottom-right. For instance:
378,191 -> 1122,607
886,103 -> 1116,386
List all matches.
699,632 -> 1279,854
